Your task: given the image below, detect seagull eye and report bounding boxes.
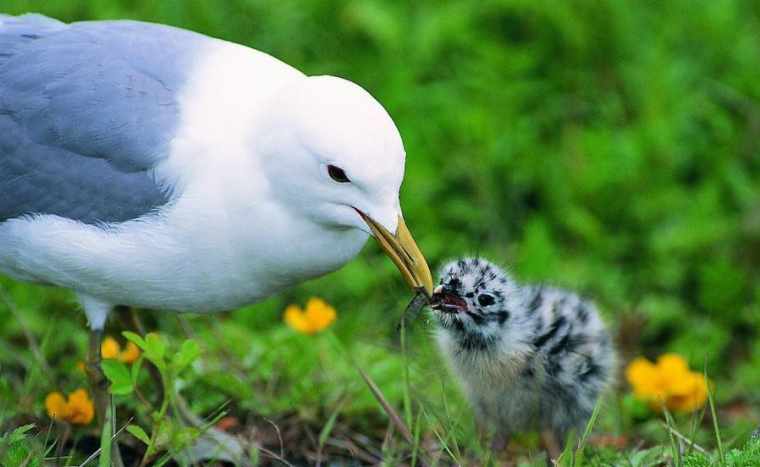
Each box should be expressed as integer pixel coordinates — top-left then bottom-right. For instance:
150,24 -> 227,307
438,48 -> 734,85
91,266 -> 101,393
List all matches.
478,294 -> 495,306
327,165 -> 350,183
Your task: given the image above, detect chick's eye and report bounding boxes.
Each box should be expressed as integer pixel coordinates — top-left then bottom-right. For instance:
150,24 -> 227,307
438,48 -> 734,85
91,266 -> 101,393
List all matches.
327,165 -> 350,183
478,294 -> 495,306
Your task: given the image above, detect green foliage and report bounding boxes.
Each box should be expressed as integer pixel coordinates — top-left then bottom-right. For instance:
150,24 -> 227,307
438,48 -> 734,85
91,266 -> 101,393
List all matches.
1,0 -> 759,464
1,2 -> 757,367
116,333 -> 204,463
126,424 -> 150,445
0,425 -> 41,467
683,439 -> 760,467
102,359 -> 133,396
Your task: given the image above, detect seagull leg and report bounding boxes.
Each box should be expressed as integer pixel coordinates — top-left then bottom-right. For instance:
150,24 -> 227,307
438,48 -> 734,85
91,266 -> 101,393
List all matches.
86,328 -> 124,467
86,328 -> 107,425
80,295 -> 124,467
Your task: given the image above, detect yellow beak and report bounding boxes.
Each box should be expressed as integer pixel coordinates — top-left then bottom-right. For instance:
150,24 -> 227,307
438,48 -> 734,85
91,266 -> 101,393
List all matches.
358,211 -> 433,297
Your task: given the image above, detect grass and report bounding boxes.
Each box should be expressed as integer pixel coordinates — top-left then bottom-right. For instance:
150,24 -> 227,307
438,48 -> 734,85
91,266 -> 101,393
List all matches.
1,292 -> 758,465
2,0 -> 760,464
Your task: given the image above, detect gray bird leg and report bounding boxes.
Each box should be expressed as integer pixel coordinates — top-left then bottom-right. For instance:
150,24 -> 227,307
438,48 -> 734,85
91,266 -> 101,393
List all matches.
86,329 -> 107,426
86,329 -> 124,467
81,295 -> 124,467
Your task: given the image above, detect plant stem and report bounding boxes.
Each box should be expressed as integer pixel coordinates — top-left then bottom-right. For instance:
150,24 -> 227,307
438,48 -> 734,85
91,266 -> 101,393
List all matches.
139,372 -> 172,466
98,414 -> 111,467
708,382 -> 725,465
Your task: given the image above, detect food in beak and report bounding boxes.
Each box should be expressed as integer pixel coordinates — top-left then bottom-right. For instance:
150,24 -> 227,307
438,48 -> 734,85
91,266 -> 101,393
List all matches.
430,286 -> 468,313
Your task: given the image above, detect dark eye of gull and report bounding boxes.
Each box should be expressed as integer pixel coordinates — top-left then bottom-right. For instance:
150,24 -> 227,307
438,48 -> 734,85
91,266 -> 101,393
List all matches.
478,294 -> 495,307
328,165 -> 350,183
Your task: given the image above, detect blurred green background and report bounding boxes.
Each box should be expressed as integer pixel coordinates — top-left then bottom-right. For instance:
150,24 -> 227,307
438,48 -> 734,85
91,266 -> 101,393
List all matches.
1,0 -> 759,463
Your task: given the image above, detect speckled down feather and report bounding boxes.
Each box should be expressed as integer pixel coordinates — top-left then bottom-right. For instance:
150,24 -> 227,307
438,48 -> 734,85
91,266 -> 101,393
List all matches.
431,257 -> 616,443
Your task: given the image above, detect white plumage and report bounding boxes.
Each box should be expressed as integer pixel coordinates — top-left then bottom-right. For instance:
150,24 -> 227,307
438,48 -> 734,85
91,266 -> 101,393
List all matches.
0,14 -> 431,329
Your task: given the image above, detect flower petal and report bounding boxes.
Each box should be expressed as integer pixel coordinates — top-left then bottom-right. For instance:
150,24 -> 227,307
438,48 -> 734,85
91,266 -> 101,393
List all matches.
101,336 -> 121,360
284,305 -> 313,334
45,392 -> 70,420
119,342 -> 141,364
66,389 -> 94,425
305,297 -> 336,332
625,357 -> 656,386
656,353 -> 689,376
668,372 -> 708,412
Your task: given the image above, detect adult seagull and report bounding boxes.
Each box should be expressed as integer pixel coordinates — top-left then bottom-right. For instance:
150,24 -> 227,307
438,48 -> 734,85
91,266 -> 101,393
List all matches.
0,12 -> 433,422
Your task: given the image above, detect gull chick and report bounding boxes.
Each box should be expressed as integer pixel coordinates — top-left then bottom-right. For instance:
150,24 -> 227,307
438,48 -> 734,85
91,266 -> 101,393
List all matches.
430,258 -> 616,456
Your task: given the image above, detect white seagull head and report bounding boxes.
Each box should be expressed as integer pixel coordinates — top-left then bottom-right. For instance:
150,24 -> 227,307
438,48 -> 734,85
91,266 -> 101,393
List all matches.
256,75 -> 432,294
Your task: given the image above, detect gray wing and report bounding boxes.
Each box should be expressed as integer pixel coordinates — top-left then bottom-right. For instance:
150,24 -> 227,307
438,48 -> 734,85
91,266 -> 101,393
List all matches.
0,14 -> 208,224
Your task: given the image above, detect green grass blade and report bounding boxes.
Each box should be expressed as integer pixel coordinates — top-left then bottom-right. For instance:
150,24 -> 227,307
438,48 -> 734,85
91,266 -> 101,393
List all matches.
663,408 -> 682,467
556,430 -> 577,467
707,379 -> 725,465
400,320 -> 413,429
573,400 -> 603,466
410,406 -> 422,467
98,408 -> 112,467
318,399 -> 343,449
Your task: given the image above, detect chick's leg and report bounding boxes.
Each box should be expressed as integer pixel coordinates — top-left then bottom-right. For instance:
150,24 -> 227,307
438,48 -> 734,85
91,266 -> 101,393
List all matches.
541,430 -> 563,464
475,415 -> 510,455
491,432 -> 511,452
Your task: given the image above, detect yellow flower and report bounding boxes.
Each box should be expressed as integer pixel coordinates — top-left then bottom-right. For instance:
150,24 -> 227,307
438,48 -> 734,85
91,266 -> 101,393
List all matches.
101,336 -> 141,363
66,389 -> 95,425
668,371 -> 709,412
45,392 -> 70,420
101,336 -> 121,359
45,388 -> 94,425
119,342 -> 141,363
657,354 -> 690,378
626,353 -> 708,413
625,357 -> 667,401
284,297 -> 337,334
284,305 -> 311,333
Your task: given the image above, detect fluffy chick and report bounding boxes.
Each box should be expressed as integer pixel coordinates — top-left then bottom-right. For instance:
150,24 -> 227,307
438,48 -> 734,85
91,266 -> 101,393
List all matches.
430,257 -> 616,453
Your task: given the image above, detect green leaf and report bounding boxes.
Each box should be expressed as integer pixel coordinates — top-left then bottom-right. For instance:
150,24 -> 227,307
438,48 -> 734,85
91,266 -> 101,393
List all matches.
5,424 -> 35,444
131,356 -> 143,387
126,425 -> 150,445
143,333 -> 167,369
248,445 -> 260,466
318,402 -> 342,448
153,417 -> 173,451
172,339 -> 200,373
122,331 -> 146,350
171,426 -> 200,451
630,446 -> 666,467
101,359 -> 133,396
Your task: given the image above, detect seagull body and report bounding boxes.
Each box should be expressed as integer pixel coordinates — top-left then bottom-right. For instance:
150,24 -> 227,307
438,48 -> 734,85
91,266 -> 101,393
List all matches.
0,14 -> 432,329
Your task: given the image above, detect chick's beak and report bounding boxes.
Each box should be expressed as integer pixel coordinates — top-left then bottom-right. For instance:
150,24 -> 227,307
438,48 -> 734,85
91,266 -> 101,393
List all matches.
357,211 -> 433,297
430,285 -> 468,313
